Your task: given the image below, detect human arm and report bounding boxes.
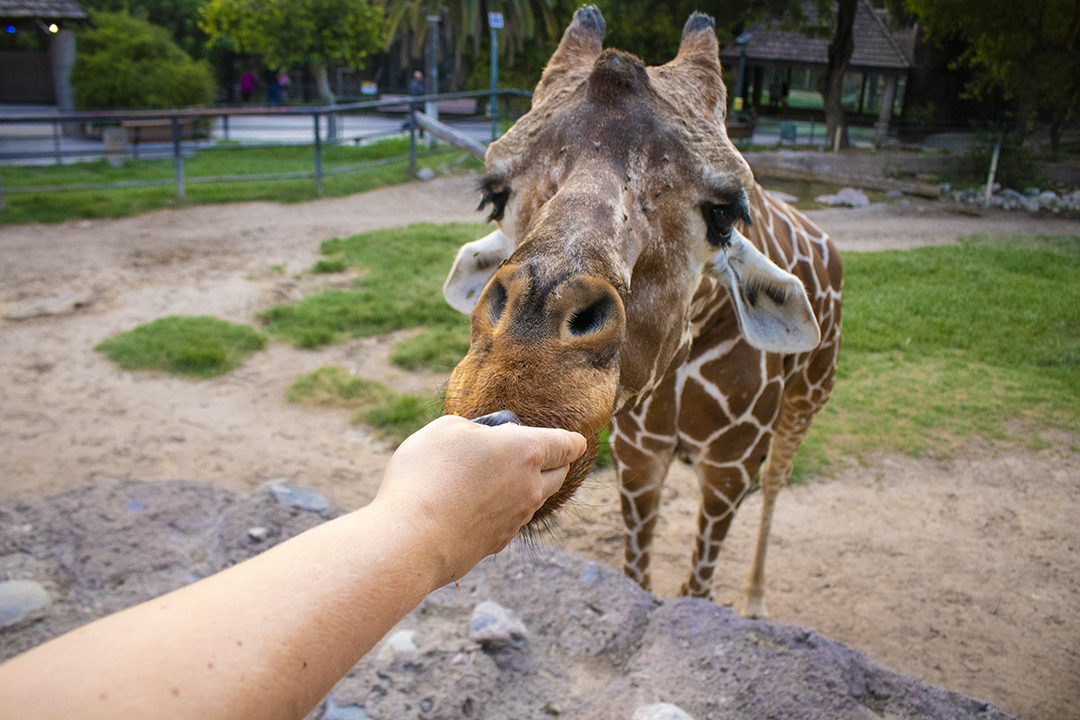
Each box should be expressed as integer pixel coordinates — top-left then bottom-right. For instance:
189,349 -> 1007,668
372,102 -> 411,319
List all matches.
0,416 -> 586,720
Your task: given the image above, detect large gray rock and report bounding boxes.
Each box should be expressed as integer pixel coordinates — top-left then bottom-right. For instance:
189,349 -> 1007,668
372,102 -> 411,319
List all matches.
0,479 -> 1013,720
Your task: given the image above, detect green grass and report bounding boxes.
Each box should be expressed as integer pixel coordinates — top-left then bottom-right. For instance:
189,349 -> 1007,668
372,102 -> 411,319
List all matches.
791,233 -> 1080,479
262,222 -> 483,357
265,224 -> 1078,477
0,139 -> 483,225
286,366 -> 442,445
95,315 -> 266,379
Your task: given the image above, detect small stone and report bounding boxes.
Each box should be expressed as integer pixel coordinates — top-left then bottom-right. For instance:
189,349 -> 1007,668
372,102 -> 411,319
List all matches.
417,167 -> 436,181
127,499 -> 146,512
579,561 -> 599,583
377,629 -> 417,661
469,600 -> 528,652
247,526 -> 268,542
450,652 -> 468,665
421,698 -> 434,712
0,580 -> 50,626
270,482 -> 330,515
631,702 -> 696,720
885,189 -> 903,198
323,695 -> 374,720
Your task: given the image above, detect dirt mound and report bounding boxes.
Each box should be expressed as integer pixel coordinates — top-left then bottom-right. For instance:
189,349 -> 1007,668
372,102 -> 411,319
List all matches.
0,478 -> 1013,720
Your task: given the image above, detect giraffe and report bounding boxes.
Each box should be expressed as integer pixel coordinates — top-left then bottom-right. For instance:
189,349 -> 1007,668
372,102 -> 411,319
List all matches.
442,6 -> 842,619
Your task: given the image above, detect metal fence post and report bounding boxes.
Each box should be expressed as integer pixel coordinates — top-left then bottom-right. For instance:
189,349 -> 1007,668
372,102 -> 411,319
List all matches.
52,120 -> 62,165
408,105 -> 417,177
0,166 -> 5,211
313,112 -> 323,195
172,115 -> 185,200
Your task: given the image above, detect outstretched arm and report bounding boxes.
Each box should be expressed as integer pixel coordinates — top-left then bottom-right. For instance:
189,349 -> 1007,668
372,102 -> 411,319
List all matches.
0,416 -> 586,720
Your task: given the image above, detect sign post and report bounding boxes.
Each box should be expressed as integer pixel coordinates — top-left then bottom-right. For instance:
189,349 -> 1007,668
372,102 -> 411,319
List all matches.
488,12 -> 503,143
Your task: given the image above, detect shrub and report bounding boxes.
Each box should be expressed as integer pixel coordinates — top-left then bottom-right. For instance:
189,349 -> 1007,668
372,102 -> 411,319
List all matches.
73,10 -> 216,109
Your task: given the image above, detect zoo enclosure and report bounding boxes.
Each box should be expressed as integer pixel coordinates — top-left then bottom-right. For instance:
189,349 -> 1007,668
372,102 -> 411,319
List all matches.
0,89 -> 532,208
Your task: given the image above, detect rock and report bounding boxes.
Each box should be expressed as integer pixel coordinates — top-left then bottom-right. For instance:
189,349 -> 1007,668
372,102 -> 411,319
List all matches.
247,526 -> 268,542
885,189 -> 904,198
0,580 -> 50,627
323,695 -> 373,720
632,703 -> 696,720
815,187 -> 869,208
1037,191 -> 1059,208
377,629 -> 418,661
269,482 -> 330,515
469,600 -> 528,652
835,187 -> 870,207
417,167 -> 436,181
579,561 -> 599,583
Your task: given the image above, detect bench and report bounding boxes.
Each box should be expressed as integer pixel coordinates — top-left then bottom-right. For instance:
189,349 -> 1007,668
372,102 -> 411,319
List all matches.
121,118 -> 194,145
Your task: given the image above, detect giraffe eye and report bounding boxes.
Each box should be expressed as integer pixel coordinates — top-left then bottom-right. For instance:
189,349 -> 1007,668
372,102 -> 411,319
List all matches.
701,192 -> 751,249
477,183 -> 510,222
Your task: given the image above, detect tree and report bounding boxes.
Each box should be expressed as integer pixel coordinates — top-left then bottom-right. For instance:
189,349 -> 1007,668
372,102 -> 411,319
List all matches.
907,0 -> 1080,146
199,0 -> 384,104
818,0 -> 857,149
78,0 -> 209,59
72,10 -> 216,109
382,0 -> 559,91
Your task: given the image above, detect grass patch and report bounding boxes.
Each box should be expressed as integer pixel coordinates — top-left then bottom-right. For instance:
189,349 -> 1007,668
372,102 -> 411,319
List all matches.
0,139 -> 483,225
286,366 -> 442,445
95,315 -> 266,379
262,222 -> 483,365
791,233 -> 1080,478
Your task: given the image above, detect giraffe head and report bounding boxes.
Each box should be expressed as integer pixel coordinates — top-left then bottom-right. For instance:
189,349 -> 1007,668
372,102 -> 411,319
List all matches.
443,6 -> 819,523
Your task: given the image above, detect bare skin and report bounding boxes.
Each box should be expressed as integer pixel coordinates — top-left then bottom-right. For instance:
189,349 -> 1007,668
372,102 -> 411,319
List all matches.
0,417 -> 586,720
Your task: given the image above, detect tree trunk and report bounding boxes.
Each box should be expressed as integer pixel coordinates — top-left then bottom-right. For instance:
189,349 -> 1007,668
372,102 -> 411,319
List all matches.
819,0 -> 857,150
314,64 -> 336,105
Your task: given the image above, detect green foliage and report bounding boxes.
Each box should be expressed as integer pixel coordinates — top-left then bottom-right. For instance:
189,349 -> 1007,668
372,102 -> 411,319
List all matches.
199,0 -> 383,71
906,0 -> 1080,134
262,223 -> 481,363
79,0 -> 210,58
286,366 -> 441,444
793,234 -> 1080,477
95,315 -> 266,378
72,10 -> 215,109
945,130 -> 1045,191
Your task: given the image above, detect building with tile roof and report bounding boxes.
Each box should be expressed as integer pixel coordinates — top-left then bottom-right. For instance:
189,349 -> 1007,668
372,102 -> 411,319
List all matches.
719,0 -> 916,138
1,0 -> 86,106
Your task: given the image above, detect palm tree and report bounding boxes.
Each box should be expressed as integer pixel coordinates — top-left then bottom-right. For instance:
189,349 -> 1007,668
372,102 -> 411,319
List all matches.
383,0 -> 558,90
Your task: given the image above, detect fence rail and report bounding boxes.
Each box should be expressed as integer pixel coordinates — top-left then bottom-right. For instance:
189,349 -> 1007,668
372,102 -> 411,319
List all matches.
0,89 -> 533,208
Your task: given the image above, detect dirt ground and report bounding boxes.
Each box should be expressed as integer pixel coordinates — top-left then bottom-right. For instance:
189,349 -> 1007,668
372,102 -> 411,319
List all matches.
2,175 -> 1079,720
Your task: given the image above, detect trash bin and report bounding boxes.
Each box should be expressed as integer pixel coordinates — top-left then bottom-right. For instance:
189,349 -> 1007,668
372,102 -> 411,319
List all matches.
779,122 -> 797,144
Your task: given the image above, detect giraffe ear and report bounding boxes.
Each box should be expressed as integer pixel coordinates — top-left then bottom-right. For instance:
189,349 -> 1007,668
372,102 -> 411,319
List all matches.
533,5 -> 606,107
443,229 -> 515,314
709,231 -> 821,353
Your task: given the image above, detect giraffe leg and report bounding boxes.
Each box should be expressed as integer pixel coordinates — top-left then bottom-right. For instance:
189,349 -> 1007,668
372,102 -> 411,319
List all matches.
616,447 -> 676,592
680,461 -> 753,599
742,412 -> 812,620
611,416 -> 676,592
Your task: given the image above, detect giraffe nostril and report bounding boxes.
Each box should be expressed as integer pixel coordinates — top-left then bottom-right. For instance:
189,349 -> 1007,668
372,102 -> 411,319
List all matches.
567,297 -> 613,336
486,281 -> 508,324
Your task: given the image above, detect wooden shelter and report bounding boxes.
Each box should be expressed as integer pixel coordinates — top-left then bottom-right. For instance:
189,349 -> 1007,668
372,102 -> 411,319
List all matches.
719,0 -> 916,138
0,0 -> 86,107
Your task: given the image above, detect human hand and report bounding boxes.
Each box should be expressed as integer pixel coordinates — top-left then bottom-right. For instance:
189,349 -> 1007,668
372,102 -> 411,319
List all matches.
373,415 -> 587,584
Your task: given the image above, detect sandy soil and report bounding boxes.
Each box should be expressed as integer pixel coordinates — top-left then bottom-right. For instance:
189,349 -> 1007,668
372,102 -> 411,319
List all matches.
2,175 -> 1078,719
